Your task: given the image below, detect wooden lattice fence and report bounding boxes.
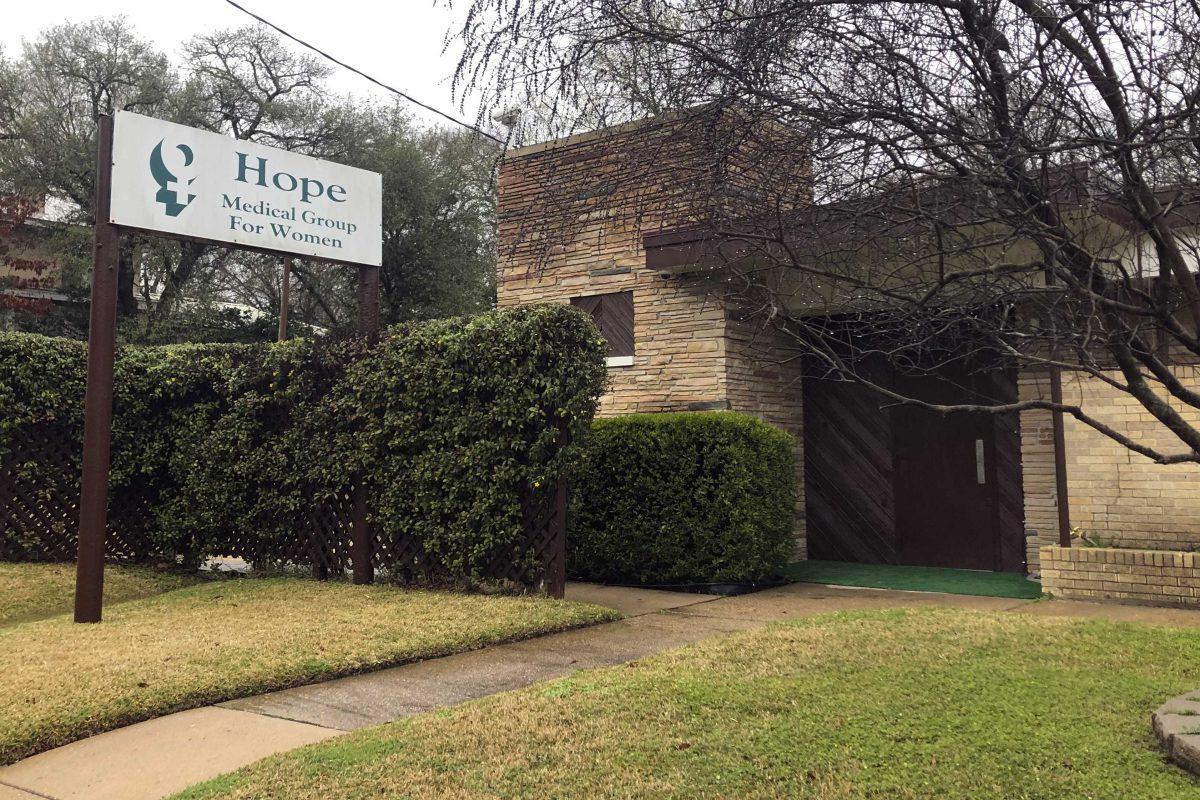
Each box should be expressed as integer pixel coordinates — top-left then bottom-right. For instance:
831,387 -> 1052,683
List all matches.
1,308 -> 606,600
1,422 -> 158,561
0,421 -> 568,597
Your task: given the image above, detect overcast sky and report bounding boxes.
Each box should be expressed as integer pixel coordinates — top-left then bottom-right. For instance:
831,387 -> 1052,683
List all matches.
0,0 -> 480,131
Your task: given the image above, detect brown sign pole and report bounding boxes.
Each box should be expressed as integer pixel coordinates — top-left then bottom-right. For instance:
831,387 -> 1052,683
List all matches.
351,264 -> 381,585
277,261 -> 291,342
74,114 -> 120,623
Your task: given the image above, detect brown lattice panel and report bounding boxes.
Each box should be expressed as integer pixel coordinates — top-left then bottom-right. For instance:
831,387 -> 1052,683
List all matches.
1,423 -> 155,561
2,423 -> 568,596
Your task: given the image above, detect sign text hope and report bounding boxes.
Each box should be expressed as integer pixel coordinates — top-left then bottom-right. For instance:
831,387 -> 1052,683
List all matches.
235,154 -> 348,204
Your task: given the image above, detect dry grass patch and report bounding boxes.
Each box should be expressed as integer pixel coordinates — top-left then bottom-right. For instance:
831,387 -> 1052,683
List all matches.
177,608 -> 1200,800
0,577 -> 618,765
0,563 -> 198,626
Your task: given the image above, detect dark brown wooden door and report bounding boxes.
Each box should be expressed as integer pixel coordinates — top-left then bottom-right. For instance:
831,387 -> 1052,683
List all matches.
804,367 -> 1026,573
804,369 -> 899,565
891,404 -> 999,570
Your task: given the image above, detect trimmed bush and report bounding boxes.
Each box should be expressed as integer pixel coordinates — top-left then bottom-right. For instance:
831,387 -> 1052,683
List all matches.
0,305 -> 607,584
163,337 -> 365,564
334,308 -> 609,575
567,412 -> 796,585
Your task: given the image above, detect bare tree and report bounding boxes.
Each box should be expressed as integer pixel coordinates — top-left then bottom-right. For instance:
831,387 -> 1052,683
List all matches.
455,0 -> 1200,464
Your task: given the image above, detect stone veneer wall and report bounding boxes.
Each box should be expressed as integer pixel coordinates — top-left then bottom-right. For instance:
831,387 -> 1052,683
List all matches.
496,116 -> 808,556
1021,367 -> 1200,572
495,117 -> 732,417
1040,545 -> 1200,607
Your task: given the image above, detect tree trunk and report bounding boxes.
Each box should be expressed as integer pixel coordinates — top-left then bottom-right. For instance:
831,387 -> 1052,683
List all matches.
149,241 -> 207,328
116,243 -> 137,318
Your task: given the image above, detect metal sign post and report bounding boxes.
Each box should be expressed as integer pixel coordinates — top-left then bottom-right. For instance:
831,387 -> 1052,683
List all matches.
74,115 -> 120,623
72,112 -> 383,620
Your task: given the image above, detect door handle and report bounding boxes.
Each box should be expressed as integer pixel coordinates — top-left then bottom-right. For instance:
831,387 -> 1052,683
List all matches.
975,439 -> 986,485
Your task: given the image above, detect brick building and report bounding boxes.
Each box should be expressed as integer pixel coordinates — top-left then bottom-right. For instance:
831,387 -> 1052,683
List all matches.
0,197 -> 71,326
496,111 -> 1200,577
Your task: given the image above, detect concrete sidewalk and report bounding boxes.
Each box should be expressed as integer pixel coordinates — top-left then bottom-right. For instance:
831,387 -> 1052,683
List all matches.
2,580 -> 1197,800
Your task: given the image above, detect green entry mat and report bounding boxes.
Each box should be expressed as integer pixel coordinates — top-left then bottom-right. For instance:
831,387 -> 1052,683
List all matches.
784,560 -> 1043,600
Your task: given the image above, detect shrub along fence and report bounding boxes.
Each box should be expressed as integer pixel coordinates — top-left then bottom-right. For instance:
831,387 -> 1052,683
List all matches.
0,305 -> 607,595
568,412 -> 796,586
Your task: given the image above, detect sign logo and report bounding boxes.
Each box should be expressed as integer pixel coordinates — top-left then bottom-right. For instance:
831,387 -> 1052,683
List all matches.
149,140 -> 196,217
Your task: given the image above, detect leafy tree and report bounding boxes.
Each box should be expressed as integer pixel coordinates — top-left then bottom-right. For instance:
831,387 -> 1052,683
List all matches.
193,104 -> 498,332
350,104 -> 497,323
0,18 -> 179,315
136,25 -> 361,331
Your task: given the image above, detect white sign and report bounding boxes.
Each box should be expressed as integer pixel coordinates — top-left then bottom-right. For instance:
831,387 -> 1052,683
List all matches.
109,111 -> 382,266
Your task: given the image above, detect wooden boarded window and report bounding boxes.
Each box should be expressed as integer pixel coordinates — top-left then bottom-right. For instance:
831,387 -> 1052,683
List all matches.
571,291 -> 634,358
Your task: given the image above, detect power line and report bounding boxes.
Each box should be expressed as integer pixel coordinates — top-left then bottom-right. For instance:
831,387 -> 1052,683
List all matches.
221,0 -> 504,144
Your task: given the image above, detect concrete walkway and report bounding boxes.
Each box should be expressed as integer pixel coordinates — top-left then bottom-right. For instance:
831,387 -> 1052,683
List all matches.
2,580 -> 1197,800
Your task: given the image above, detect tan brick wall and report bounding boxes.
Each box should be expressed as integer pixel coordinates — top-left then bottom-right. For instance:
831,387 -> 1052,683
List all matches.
1018,374 -> 1061,569
497,115 -> 808,556
1021,368 -> 1200,572
1040,545 -> 1200,607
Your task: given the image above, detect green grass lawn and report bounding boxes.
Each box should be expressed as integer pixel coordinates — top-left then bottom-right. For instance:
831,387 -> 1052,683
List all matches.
0,577 -> 619,765
178,607 -> 1200,800
0,562 -> 199,626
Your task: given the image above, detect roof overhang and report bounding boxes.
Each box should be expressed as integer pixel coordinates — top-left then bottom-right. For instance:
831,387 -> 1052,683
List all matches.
642,227 -> 768,275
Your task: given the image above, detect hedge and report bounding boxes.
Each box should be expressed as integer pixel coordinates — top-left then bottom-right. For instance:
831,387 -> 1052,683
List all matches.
0,305 -> 607,583
567,412 -> 796,585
